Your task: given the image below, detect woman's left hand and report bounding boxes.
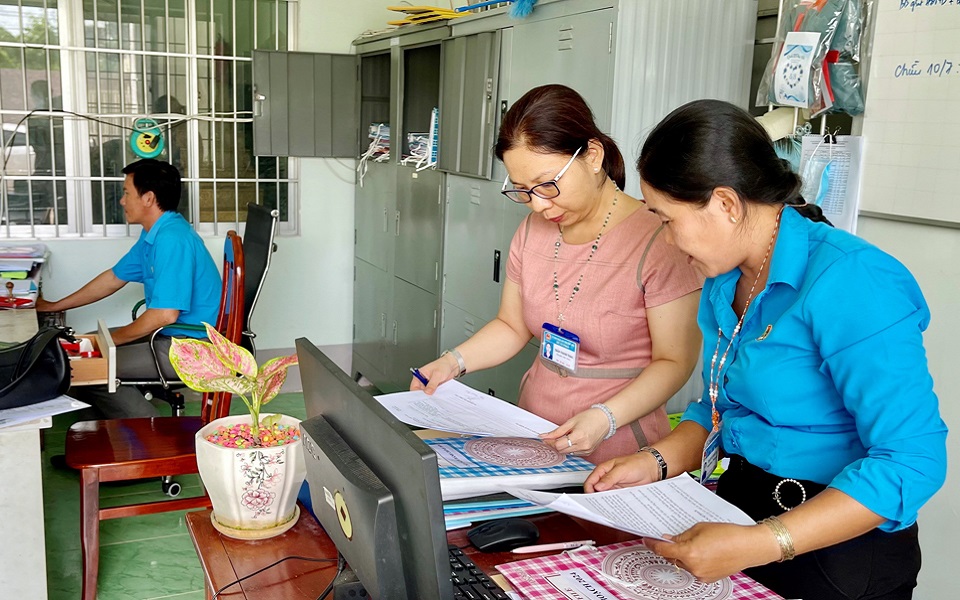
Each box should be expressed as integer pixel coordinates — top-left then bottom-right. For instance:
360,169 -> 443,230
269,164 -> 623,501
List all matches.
645,522 -> 780,583
540,408 -> 610,455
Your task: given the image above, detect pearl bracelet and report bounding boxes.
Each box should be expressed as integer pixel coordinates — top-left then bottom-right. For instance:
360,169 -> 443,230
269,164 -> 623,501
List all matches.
590,403 -> 617,440
759,516 -> 796,562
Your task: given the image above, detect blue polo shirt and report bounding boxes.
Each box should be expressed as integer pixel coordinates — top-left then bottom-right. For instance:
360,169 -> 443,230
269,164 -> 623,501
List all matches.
112,211 -> 221,338
683,207 -> 947,531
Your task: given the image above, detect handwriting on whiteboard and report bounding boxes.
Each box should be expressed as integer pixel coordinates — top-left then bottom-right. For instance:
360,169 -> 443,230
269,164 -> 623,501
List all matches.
900,0 -> 959,12
893,59 -> 958,78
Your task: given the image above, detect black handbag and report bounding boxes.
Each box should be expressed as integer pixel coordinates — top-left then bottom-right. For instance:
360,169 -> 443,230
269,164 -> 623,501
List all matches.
0,326 -> 71,410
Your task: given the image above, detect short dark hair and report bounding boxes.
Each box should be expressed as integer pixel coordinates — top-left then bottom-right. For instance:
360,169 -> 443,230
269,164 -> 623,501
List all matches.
637,99 -> 829,224
495,84 -> 626,191
121,159 -> 181,212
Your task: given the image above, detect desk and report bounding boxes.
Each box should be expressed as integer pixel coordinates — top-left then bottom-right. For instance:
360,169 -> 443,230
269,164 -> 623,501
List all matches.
0,308 -> 46,597
186,506 -> 636,599
0,417 -> 50,598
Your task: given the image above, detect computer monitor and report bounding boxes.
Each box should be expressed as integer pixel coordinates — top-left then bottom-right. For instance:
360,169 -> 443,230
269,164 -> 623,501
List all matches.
296,338 -> 452,600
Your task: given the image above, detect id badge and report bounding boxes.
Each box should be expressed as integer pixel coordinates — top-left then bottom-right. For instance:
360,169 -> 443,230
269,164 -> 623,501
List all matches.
699,425 -> 722,485
541,323 -> 580,372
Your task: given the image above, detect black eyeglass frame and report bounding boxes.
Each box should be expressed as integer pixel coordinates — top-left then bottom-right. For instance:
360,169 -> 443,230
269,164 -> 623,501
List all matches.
500,146 -> 583,204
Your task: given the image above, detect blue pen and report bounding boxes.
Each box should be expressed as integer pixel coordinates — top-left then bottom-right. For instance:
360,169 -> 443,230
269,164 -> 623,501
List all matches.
410,367 -> 429,386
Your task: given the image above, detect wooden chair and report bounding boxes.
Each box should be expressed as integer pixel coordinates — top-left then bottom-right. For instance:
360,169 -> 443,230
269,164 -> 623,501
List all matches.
64,231 -> 245,600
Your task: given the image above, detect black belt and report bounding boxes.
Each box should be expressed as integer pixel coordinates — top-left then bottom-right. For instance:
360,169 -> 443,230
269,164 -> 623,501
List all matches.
722,455 -> 828,515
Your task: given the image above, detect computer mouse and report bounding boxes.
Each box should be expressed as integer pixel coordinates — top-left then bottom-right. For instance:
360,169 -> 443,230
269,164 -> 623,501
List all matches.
467,518 -> 540,553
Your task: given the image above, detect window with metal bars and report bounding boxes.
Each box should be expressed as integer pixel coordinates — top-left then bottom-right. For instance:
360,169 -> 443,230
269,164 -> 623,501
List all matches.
0,0 -> 295,238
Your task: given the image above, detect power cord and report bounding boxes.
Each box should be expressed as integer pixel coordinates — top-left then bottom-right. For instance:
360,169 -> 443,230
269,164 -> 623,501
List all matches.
209,555 -> 337,599
315,552 -> 347,600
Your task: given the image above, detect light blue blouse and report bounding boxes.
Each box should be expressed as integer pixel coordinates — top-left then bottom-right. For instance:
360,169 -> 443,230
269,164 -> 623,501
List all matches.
113,211 -> 221,338
683,207 -> 947,531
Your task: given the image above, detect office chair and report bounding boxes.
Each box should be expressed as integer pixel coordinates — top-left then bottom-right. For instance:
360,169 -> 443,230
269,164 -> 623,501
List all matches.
125,203 -> 279,418
64,231 -> 244,600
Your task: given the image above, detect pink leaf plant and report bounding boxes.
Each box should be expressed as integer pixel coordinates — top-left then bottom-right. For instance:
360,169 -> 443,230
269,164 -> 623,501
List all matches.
169,322 -> 299,444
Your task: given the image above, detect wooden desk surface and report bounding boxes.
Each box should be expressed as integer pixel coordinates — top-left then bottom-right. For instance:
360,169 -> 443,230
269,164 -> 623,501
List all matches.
186,506 -> 636,599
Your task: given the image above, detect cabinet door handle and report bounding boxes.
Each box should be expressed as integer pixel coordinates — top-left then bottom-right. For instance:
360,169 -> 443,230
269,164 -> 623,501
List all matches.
493,249 -> 501,283
382,208 -> 388,232
380,313 -> 386,338
392,321 -> 398,345
395,210 -> 401,236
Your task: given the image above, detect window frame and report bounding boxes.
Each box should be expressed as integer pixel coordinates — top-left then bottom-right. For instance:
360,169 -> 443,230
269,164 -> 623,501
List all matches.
0,0 -> 299,239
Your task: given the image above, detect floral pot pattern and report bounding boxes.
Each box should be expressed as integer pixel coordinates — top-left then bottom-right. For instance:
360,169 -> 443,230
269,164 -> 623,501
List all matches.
196,414 -> 307,539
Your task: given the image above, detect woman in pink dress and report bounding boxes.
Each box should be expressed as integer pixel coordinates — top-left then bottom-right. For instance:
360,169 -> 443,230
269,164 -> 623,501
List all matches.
413,85 -> 702,464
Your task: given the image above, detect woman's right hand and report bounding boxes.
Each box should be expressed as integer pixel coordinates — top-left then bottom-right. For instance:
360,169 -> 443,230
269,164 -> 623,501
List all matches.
584,451 -> 662,492
409,352 -> 462,395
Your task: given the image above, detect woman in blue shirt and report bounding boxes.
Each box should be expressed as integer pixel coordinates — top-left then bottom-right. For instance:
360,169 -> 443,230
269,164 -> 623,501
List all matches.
584,99 -> 947,600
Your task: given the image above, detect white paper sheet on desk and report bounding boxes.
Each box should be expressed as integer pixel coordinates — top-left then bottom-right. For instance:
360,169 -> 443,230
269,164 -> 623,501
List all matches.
0,395 -> 89,429
505,475 -> 755,541
375,380 -> 558,437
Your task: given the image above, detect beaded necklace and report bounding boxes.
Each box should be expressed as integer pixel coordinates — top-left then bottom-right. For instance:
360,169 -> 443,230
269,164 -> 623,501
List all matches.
552,187 -> 619,325
707,206 -> 784,431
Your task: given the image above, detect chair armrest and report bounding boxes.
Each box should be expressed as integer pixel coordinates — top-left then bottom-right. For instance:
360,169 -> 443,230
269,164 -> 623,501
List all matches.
132,299 -> 146,320
157,323 -> 207,335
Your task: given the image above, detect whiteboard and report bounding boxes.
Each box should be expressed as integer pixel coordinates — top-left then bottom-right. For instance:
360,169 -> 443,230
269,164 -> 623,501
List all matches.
859,2 -> 960,224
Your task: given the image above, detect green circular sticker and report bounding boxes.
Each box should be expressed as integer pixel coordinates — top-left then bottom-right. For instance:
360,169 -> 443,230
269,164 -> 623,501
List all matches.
130,118 -> 164,159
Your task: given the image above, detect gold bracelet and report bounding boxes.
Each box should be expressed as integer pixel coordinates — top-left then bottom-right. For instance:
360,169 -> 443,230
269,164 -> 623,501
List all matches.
759,516 -> 796,562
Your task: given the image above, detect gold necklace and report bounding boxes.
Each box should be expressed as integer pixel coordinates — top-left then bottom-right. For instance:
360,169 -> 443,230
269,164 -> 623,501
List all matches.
552,187 -> 619,325
707,206 -> 784,431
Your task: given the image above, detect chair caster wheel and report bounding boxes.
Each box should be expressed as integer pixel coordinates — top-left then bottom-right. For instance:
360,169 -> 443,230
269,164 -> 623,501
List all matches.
162,481 -> 182,497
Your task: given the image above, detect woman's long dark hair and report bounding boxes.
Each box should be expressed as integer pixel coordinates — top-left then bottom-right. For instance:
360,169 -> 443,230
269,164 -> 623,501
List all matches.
637,99 -> 830,225
495,84 -> 626,190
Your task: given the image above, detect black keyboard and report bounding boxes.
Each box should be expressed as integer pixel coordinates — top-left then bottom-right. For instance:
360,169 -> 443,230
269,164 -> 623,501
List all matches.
448,545 -> 510,600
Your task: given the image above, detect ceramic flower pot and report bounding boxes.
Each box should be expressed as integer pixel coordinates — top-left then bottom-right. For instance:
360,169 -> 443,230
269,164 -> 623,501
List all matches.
195,413 -> 307,540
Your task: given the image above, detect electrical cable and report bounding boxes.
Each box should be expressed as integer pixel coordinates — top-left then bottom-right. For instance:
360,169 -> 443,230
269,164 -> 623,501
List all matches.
209,555 -> 337,599
323,159 -> 357,185
316,552 -> 347,600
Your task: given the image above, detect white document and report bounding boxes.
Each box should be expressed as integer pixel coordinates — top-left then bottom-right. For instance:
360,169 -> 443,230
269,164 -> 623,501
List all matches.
375,379 -> 558,437
546,568 -> 618,600
505,475 -> 754,541
799,134 -> 865,234
0,395 -> 89,429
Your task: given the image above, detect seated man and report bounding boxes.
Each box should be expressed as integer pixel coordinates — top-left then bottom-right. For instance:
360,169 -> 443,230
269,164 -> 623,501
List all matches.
37,159 -> 221,418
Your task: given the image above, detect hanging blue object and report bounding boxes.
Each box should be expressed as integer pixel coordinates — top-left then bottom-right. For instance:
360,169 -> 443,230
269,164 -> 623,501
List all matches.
130,118 -> 164,159
509,0 -> 537,18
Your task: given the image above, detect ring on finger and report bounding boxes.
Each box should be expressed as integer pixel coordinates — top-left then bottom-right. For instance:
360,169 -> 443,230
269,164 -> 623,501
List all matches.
565,435 -> 573,449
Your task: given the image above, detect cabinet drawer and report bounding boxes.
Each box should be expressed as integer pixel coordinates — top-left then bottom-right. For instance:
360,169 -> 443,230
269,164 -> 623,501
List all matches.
69,320 -> 116,392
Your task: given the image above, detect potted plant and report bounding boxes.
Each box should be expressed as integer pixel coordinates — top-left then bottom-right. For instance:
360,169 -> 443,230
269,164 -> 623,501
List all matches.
170,323 -> 306,540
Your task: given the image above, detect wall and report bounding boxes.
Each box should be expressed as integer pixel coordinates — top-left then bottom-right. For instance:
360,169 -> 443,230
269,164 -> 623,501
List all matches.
40,1 -> 395,351
856,217 -> 958,599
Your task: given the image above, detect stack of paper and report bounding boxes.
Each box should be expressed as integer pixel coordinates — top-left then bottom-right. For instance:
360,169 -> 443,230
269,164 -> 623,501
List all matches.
0,243 -> 48,307
443,498 -> 552,531
0,396 -> 89,430
376,379 -> 558,438
505,474 -> 754,541
427,436 -> 594,501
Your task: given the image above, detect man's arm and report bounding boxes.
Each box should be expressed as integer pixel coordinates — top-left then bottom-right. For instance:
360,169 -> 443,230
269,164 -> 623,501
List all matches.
35,269 -> 127,313
110,308 -> 180,346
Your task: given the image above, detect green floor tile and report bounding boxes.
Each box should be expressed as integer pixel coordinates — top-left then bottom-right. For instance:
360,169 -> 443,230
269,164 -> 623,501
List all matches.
145,590 -> 207,600
42,391 -> 308,599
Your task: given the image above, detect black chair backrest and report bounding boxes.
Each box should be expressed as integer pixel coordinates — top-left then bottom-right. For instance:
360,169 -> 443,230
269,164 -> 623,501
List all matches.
241,203 -> 279,354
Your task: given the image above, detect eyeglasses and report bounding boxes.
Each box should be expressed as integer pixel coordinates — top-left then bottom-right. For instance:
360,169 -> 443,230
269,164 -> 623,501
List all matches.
501,146 -> 583,204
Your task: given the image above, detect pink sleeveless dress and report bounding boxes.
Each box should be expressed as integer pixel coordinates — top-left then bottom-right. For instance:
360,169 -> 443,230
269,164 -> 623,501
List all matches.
507,207 -> 703,464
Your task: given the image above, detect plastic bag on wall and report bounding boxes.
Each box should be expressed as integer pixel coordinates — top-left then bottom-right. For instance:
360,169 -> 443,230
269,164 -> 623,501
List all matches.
756,0 -> 866,117
823,0 -> 867,115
